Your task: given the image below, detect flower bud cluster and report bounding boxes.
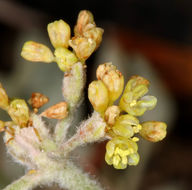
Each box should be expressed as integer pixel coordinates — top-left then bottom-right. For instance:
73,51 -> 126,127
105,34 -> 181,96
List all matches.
21,10 -> 104,72
88,63 -> 167,169
69,10 -> 104,61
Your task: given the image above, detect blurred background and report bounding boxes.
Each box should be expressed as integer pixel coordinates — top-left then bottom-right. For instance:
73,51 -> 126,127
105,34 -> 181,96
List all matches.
0,0 -> 192,189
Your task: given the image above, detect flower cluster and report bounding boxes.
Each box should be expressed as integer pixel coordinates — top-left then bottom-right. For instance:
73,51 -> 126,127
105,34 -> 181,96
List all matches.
0,83 -> 68,144
21,10 -> 104,72
88,62 -> 167,169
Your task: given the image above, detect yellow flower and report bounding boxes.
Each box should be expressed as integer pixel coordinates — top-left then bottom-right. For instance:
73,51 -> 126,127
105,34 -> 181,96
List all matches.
140,121 -> 167,142
96,63 -> 124,103
8,99 -> 30,127
21,41 -> 54,63
47,19 -> 71,48
54,47 -> 78,71
88,80 -> 109,113
112,114 -> 141,138
119,76 -> 157,116
105,136 -> 139,169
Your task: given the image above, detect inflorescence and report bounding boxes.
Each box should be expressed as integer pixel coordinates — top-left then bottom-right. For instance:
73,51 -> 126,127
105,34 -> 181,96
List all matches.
0,10 -> 167,186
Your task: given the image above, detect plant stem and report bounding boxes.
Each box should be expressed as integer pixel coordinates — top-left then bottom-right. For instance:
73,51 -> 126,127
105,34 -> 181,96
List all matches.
3,161 -> 104,190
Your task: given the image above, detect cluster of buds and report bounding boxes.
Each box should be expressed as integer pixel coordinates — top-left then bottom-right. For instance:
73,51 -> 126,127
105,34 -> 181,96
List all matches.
88,63 -> 167,169
0,83 -> 68,143
21,10 -> 103,72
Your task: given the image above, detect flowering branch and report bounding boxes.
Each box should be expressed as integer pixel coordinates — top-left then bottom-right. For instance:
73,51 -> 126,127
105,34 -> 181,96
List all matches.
0,10 -> 167,190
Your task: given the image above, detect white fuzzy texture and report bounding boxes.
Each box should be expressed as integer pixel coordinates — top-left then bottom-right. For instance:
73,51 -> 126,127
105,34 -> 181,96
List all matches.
3,161 -> 104,190
61,112 -> 106,154
31,114 -> 50,139
62,62 -> 85,109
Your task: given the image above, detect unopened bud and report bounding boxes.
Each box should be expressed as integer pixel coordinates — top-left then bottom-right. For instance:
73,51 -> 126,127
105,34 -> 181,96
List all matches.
69,37 -> 96,60
96,63 -> 124,103
0,83 -> 9,110
47,20 -> 71,48
88,80 -> 109,113
0,120 -> 5,132
54,47 -> 78,71
8,99 -> 29,127
83,27 -> 104,49
140,121 -> 167,142
29,92 -> 49,109
104,105 -> 120,126
96,62 -> 116,80
21,41 -> 54,63
41,102 -> 68,119
74,10 -> 95,36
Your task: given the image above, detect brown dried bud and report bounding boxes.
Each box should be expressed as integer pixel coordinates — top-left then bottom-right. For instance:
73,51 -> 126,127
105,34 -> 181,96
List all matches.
74,10 -> 95,36
40,102 -> 68,119
69,37 -> 96,60
140,121 -> 167,142
96,62 -> 116,80
104,105 -> 120,126
29,92 -> 49,109
83,27 -> 104,49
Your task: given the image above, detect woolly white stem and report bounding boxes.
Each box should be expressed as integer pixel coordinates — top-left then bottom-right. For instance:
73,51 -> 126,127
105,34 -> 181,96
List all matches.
60,112 -> 106,155
3,161 -> 104,190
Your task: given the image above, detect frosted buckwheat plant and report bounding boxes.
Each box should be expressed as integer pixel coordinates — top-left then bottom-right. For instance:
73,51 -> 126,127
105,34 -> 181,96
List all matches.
0,10 -> 167,190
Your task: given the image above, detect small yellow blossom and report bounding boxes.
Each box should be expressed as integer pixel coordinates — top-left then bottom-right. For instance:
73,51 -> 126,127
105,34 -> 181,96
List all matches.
112,114 -> 140,138
54,47 -> 78,71
140,121 -> 167,142
8,99 -> 30,127
88,80 -> 109,113
105,136 -> 139,169
21,41 -> 54,63
96,63 -> 124,103
47,20 -> 71,48
119,76 -> 157,116
0,83 -> 9,110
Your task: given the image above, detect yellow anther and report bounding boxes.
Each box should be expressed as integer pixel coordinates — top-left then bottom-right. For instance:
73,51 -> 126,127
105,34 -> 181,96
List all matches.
21,41 -> 54,63
47,19 -> 71,48
130,100 -> 137,107
132,137 -> 139,142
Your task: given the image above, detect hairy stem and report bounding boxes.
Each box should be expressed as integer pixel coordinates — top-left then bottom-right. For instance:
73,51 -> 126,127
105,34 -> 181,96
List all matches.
3,161 -> 104,190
